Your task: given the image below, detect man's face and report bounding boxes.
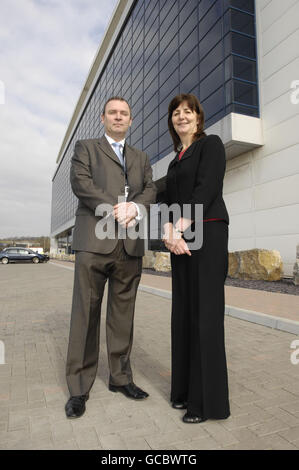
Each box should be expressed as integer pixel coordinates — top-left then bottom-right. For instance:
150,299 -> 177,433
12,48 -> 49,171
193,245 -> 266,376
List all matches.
101,100 -> 132,140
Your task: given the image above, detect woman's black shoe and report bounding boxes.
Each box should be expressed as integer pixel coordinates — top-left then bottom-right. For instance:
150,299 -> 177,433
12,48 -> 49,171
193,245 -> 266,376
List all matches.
172,401 -> 187,409
182,412 -> 207,423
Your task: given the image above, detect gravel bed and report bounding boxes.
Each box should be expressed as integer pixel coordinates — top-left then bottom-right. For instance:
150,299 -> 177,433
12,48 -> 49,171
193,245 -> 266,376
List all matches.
142,268 -> 299,296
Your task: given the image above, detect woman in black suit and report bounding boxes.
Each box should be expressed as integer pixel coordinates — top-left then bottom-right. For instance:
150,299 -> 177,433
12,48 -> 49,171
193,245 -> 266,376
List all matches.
162,93 -> 230,423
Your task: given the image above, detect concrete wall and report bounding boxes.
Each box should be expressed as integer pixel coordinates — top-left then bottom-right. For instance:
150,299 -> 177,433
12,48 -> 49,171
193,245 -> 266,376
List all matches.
224,0 -> 299,276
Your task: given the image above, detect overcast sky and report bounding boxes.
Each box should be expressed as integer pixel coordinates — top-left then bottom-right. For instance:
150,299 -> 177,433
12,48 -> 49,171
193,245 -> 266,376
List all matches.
0,0 -> 118,238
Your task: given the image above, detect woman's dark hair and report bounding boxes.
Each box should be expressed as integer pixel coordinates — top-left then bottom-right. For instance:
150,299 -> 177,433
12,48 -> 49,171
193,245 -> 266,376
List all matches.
168,93 -> 206,152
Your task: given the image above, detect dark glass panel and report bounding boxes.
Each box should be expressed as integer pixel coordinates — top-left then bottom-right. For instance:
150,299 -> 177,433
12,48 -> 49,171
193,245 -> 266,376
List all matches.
144,76 -> 159,105
199,41 -> 223,80
158,114 -> 169,136
232,103 -> 258,117
224,56 -> 232,81
132,32 -> 143,57
132,110 -> 143,130
201,86 -> 224,118
144,107 -> 159,133
224,32 -> 232,57
145,0 -> 159,25
143,123 -> 158,148
233,79 -> 257,106
179,46 -> 199,80
133,52 -> 144,78
160,19 -> 178,55
225,80 -> 233,105
227,0 -> 255,14
205,108 -> 226,128
144,50 -> 159,78
144,140 -> 158,160
159,54 -> 179,87
158,85 -> 180,119
132,69 -> 144,91
179,0 -> 198,25
144,18 -> 159,50
159,71 -> 179,103
200,63 -> 224,101
132,94 -> 143,117
131,81 -> 143,107
231,32 -> 256,58
179,12 -> 198,46
160,1 -> 178,34
179,28 -> 198,57
159,130 -> 172,153
231,9 -> 255,35
144,94 -> 159,116
198,0 -> 218,18
180,65 -> 199,94
144,61 -> 159,89
223,10 -> 230,34
199,19 -> 222,58
160,35 -> 178,70
159,0 -> 173,23
130,123 -> 143,146
233,55 -> 256,82
198,0 -> 223,37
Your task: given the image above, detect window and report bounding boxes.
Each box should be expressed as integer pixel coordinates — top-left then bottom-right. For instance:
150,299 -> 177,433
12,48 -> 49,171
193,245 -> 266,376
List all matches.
51,0 -> 259,234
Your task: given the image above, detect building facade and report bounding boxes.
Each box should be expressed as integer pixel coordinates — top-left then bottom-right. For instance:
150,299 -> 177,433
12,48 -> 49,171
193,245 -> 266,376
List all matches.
51,0 -> 299,276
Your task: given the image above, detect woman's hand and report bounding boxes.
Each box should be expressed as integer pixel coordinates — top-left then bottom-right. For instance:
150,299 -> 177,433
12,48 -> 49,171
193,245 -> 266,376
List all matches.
162,223 -> 191,256
170,237 -> 191,256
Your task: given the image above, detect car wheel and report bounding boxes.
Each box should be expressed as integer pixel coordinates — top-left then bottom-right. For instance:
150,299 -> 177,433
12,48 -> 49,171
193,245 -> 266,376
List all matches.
32,257 -> 40,264
1,257 -> 9,265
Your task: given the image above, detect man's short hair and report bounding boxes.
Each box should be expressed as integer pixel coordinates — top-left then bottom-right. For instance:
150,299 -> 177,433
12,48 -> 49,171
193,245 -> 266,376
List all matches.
102,96 -> 132,116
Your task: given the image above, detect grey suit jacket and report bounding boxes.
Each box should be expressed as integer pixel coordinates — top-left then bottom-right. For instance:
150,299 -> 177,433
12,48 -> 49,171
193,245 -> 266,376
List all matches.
70,135 -> 157,256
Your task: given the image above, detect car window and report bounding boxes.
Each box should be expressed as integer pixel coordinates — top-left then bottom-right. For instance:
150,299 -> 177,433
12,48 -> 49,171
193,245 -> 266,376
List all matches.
19,249 -> 29,254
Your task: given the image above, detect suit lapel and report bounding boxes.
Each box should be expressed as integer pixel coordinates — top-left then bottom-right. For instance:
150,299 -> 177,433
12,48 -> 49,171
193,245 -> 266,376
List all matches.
179,142 -> 197,162
97,135 -> 123,167
169,139 -> 203,167
123,142 -> 136,173
168,153 -> 179,169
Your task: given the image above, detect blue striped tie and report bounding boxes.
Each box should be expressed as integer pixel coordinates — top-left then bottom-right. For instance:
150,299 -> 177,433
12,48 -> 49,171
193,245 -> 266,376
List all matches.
112,142 -> 124,167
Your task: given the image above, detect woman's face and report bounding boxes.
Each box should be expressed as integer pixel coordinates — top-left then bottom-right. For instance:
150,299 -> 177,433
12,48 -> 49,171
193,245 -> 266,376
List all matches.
171,101 -> 200,139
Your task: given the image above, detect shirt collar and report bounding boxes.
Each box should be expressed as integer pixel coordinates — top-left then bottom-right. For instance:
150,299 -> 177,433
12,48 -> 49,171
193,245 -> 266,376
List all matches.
105,133 -> 125,149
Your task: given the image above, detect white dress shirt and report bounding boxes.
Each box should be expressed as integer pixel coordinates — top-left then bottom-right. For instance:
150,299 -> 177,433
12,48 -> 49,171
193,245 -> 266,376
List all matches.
105,134 -> 142,221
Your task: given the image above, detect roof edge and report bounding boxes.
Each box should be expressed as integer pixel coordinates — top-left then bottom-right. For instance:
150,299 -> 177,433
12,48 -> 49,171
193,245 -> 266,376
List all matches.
55,0 -> 132,165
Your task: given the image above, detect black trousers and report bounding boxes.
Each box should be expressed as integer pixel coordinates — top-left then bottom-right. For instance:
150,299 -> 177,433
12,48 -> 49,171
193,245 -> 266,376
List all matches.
170,221 -> 230,419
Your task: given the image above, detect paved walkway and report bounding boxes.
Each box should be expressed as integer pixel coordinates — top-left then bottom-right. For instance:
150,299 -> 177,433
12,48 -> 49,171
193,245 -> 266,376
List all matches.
0,261 -> 299,450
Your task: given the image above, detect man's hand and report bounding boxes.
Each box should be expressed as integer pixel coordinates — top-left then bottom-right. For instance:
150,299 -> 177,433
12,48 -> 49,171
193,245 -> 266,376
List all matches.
113,202 -> 137,227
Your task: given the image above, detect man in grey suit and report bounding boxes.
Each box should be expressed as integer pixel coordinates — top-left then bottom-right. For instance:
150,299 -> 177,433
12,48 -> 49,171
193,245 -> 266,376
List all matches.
65,97 -> 157,418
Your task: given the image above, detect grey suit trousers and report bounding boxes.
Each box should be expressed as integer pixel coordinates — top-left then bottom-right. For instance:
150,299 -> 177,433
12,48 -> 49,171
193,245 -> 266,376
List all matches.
66,240 -> 142,396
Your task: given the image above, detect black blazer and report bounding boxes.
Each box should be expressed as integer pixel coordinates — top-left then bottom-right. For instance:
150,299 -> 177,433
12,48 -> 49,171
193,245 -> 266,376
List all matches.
165,134 -> 229,225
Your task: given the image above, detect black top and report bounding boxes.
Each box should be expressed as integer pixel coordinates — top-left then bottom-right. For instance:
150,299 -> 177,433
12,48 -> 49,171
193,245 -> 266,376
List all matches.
165,134 -> 229,225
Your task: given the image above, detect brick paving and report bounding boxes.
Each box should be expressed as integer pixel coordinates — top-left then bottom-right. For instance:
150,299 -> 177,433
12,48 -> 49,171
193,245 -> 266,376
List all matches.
0,261 -> 298,450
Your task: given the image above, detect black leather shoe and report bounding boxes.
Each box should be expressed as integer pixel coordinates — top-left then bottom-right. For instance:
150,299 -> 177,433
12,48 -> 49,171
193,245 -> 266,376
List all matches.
65,393 -> 89,419
172,401 -> 187,409
182,412 -> 207,423
109,382 -> 149,400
